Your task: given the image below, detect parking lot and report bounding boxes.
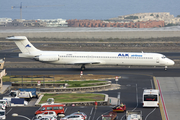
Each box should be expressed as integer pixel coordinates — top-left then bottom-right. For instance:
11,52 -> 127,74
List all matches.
3,73 -> 163,120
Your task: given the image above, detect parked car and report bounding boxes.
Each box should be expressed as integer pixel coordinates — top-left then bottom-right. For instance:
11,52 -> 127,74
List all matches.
101,111 -> 117,120
0,110 -> 6,119
35,104 -> 65,116
112,104 -> 126,112
0,104 -> 6,110
60,114 -> 85,120
70,112 -> 87,120
35,111 -> 57,119
35,116 -> 57,120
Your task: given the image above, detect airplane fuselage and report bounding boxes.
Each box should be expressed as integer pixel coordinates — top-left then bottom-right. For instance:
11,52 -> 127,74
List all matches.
21,51 -> 174,67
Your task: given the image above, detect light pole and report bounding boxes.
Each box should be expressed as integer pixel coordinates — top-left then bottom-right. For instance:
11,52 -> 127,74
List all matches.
12,113 -> 31,120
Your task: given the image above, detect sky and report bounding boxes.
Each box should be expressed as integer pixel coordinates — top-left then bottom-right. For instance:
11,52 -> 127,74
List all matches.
0,0 -> 179,20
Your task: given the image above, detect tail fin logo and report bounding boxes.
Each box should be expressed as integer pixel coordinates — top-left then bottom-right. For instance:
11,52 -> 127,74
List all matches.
25,44 -> 31,48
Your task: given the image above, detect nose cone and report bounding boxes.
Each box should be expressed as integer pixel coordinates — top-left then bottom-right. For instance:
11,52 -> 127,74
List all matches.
168,59 -> 175,66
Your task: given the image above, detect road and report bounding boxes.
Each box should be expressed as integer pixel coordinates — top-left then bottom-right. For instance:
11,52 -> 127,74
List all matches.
4,68 -> 180,120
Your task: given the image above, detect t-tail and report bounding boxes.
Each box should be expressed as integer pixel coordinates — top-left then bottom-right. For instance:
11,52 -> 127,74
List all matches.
7,36 -> 41,58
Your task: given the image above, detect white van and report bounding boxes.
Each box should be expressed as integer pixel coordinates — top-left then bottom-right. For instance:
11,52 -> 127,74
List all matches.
0,100 -> 9,107
142,89 -> 159,107
0,110 -> 6,119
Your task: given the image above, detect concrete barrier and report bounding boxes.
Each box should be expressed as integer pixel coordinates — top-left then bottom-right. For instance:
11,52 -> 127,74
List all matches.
11,81 -> 111,88
40,84 -> 112,93
11,83 -> 67,88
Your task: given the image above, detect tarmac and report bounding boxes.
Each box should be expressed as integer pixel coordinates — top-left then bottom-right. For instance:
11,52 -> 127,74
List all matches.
156,77 -> 180,120
2,76 -> 179,120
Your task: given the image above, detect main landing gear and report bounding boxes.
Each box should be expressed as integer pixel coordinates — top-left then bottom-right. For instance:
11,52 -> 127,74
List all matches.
165,66 -> 167,71
81,64 -> 85,71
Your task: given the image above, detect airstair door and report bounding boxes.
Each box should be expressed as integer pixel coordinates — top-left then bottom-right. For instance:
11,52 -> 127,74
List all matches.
156,57 -> 159,63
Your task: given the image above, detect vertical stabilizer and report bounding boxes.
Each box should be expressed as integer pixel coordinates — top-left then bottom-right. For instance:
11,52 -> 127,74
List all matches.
6,36 -> 40,53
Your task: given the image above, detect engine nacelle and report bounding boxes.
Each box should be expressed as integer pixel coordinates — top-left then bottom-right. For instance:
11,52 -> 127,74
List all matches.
34,55 -> 59,62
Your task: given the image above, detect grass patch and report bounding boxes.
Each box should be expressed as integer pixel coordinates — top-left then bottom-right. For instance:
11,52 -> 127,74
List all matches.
39,93 -> 105,104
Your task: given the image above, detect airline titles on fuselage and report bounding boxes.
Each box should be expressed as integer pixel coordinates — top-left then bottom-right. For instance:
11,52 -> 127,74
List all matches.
118,53 -> 143,57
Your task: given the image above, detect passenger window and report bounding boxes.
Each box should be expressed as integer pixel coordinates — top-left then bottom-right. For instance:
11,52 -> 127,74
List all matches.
49,112 -> 53,114
59,106 -> 63,109
47,107 -> 52,110
40,107 -> 45,111
68,116 -> 74,118
44,112 -> 48,114
53,107 -> 59,110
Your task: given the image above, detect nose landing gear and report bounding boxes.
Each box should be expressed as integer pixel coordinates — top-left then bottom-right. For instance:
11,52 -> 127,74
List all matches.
81,64 -> 85,71
165,66 -> 167,71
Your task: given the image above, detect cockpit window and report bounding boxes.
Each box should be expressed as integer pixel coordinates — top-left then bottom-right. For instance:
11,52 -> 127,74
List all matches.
161,56 -> 166,59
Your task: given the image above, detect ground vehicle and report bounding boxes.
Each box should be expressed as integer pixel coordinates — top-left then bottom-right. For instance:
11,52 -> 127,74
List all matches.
10,90 -> 32,100
60,114 -> 85,120
11,98 -> 28,106
0,100 -> 9,107
0,104 -> 5,110
19,88 -> 38,98
101,111 -> 117,120
112,104 -> 126,112
35,104 -> 65,116
70,112 -> 87,120
35,111 -> 57,119
0,110 -> 6,119
125,110 -> 142,120
35,116 -> 57,120
3,97 -> 28,106
10,88 -> 38,100
142,89 -> 159,107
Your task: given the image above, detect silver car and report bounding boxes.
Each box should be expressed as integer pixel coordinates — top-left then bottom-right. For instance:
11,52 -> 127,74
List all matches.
35,116 -> 57,120
70,112 -> 87,120
60,114 -> 85,120
35,111 -> 57,119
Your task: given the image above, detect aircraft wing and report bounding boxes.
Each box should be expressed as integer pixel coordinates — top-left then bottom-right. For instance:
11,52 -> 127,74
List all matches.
72,62 -> 100,65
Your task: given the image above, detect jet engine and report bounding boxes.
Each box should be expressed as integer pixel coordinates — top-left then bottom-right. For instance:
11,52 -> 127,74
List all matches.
34,55 -> 59,62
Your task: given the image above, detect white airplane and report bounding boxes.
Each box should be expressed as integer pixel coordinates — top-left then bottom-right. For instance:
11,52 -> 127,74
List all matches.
7,36 -> 174,70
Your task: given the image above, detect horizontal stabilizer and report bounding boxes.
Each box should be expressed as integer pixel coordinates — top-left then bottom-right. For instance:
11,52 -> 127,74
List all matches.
6,36 -> 27,41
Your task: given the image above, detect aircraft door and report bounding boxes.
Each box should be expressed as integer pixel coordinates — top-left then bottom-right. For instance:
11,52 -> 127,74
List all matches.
156,57 -> 159,63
